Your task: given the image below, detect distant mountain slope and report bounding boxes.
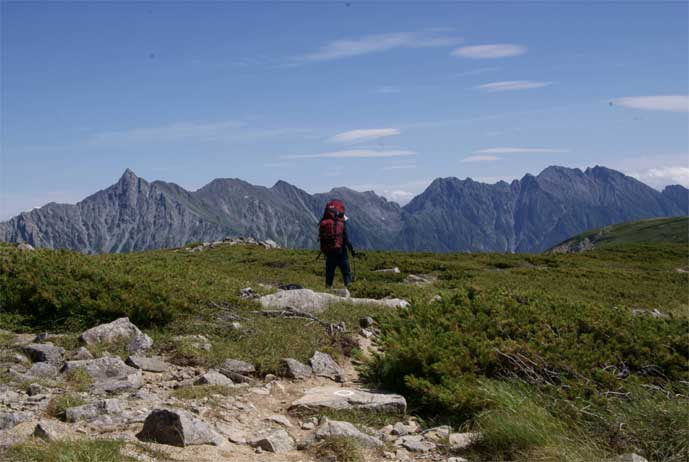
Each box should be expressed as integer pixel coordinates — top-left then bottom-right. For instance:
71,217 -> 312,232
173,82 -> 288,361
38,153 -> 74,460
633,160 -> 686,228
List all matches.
1,166 -> 687,253
549,216 -> 689,253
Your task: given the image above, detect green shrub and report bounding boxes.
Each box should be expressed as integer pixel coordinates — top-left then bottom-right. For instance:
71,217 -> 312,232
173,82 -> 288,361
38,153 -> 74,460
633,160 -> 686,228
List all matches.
3,439 -> 136,462
46,393 -> 86,420
310,436 -> 364,462
366,289 -> 688,458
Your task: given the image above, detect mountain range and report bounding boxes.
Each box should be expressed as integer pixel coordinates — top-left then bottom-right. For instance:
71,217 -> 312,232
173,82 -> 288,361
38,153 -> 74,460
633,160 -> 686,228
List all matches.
1,166 -> 686,253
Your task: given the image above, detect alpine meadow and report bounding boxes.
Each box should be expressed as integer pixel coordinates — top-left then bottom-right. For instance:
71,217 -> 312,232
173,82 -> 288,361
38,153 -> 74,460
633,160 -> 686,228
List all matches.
1,2 -> 688,462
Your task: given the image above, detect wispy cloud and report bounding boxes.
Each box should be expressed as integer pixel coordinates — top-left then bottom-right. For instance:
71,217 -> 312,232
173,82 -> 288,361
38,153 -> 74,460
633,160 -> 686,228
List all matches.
297,30 -> 462,62
283,149 -> 415,160
328,128 -> 400,143
476,80 -> 552,92
629,165 -> 689,188
452,67 -> 500,77
610,95 -> 689,113
377,85 -> 402,94
475,147 -> 568,154
452,44 -> 526,59
461,155 -> 502,163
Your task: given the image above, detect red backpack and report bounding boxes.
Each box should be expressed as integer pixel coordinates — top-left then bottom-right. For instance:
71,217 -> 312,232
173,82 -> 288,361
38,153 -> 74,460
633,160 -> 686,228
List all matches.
319,200 -> 345,256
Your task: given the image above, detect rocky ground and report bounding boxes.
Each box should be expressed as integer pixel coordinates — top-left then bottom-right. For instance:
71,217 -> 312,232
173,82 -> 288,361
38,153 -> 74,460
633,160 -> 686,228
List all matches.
0,313 -> 478,462
0,248 -> 658,462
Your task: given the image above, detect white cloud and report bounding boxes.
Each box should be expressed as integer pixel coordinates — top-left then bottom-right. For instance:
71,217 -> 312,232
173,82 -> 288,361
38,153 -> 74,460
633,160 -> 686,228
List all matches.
298,31 -> 461,62
475,147 -> 568,154
452,44 -> 526,59
610,95 -> 689,113
328,128 -> 400,143
475,175 -> 517,184
461,155 -> 502,162
385,190 -> 416,205
283,149 -> 415,160
377,85 -> 401,94
476,80 -> 552,92
629,166 -> 689,189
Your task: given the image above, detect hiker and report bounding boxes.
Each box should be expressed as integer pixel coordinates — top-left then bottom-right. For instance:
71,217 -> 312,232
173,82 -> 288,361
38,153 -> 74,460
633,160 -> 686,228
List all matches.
319,199 -> 357,288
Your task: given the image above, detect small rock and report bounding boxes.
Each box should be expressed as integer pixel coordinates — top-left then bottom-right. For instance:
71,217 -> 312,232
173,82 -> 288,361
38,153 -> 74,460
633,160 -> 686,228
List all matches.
404,274 -> 433,285
447,458 -> 470,462
396,434 -> 436,453
137,408 -> 224,447
359,317 -> 375,328
240,287 -> 257,299
359,328 -> 375,338
250,429 -> 296,453
61,357 -> 143,392
33,420 -> 74,441
392,420 -> 421,436
72,347 -> 94,361
220,358 -> 255,375
22,343 -> 65,364
216,421 -> 246,444
220,370 -> 255,384
26,362 -> 59,379
330,288 -> 350,298
431,295 -> 443,303
12,353 -> 29,364
0,411 -> 33,431
126,355 -> 168,373
315,418 -> 383,448
422,425 -> 451,442
301,421 -> 316,430
26,383 -> 47,396
607,454 -> 649,462
281,358 -> 312,379
309,351 -> 345,382
259,288 -> 409,313
17,243 -> 34,251
173,334 -> 212,351
79,317 -> 153,354
290,386 -> 407,413
65,399 -> 122,422
267,414 -> 292,427
195,370 -> 234,387
449,432 -> 480,450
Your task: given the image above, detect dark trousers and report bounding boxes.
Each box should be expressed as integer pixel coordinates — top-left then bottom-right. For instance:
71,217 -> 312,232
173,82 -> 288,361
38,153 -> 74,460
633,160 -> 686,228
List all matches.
325,252 -> 352,287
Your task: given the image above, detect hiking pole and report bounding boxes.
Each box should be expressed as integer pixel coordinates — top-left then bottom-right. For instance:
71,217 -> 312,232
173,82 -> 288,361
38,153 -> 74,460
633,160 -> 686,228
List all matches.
352,252 -> 356,283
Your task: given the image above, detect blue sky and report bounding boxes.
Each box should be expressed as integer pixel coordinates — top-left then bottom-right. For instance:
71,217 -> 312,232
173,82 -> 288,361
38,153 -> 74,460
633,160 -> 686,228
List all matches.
1,1 -> 688,219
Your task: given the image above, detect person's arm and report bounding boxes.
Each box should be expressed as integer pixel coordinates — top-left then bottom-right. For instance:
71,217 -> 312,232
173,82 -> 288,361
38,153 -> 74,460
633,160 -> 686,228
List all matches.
343,224 -> 355,256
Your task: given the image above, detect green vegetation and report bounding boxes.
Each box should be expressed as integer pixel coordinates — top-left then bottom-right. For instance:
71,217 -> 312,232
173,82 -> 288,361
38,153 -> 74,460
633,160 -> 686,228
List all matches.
290,407 -> 403,429
1,236 -> 687,461
170,384 -> 238,400
64,367 -> 94,392
309,436 -> 365,462
3,439 -> 138,462
46,393 -> 86,420
552,216 -> 688,251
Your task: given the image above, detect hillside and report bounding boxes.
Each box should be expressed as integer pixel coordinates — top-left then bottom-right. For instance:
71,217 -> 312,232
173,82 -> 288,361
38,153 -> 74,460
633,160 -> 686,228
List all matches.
550,216 -> 689,253
1,166 -> 687,254
0,240 -> 687,461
